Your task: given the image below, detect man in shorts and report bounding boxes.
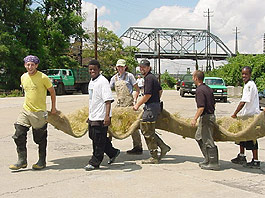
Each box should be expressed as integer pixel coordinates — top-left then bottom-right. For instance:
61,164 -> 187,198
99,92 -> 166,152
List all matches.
9,55 -> 57,170
231,66 -> 260,168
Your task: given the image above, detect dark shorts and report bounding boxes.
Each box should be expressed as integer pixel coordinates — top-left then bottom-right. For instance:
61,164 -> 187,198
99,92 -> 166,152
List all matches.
239,140 -> 258,150
142,102 -> 161,122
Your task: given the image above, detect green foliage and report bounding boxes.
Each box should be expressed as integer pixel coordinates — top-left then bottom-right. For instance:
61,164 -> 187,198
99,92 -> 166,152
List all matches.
0,0 -> 85,90
83,27 -> 139,79
161,71 -> 176,89
0,89 -> 23,98
207,54 -> 265,91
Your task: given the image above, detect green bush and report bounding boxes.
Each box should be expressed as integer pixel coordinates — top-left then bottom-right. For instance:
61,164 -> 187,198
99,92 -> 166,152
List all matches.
161,71 -> 176,89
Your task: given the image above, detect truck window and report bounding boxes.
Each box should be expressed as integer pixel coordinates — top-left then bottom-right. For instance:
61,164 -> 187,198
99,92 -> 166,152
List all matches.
62,70 -> 67,76
205,79 -> 224,85
183,75 -> 192,81
69,70 -> 72,76
47,69 -> 60,75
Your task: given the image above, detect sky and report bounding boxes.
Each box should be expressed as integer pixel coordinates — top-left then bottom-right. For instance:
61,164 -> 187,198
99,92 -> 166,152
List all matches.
81,0 -> 265,73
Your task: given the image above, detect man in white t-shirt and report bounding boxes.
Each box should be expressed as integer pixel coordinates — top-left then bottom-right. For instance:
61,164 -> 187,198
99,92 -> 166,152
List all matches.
231,66 -> 260,168
84,60 -> 120,171
136,74 -> 144,96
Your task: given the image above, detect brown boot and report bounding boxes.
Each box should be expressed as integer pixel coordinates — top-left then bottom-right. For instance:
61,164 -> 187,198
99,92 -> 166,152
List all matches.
142,150 -> 159,164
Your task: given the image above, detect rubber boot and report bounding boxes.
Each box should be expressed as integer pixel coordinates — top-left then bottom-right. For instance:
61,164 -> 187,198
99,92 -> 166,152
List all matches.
155,134 -> 171,160
32,152 -> 46,170
200,146 -> 220,171
140,122 -> 160,164
197,140 -> 209,167
9,124 -> 29,170
32,125 -> 47,170
9,150 -> 27,170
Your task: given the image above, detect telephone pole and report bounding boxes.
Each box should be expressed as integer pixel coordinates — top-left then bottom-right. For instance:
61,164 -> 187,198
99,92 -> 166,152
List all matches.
263,33 -> 265,54
233,27 -> 240,54
77,0 -> 82,66
94,8 -> 98,60
204,8 -> 213,71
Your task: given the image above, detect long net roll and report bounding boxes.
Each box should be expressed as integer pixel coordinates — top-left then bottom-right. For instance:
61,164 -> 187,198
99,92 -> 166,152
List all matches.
47,106 -> 265,142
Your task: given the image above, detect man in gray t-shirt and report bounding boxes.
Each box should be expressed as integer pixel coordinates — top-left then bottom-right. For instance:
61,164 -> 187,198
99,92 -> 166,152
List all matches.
110,59 -> 143,155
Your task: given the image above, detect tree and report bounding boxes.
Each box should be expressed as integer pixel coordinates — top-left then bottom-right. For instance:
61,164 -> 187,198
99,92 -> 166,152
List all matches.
0,0 -> 85,90
83,27 -> 139,79
207,54 -> 265,91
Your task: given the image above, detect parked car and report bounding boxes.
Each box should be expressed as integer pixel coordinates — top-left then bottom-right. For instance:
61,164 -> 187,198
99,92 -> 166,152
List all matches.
204,77 -> 228,102
179,74 -> 196,97
259,89 -> 265,109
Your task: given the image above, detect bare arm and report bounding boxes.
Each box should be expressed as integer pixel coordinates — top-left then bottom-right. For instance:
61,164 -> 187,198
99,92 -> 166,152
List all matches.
133,94 -> 151,111
191,107 -> 204,127
104,101 -> 112,126
47,86 -> 57,114
133,83 -> 140,104
231,102 -> 245,118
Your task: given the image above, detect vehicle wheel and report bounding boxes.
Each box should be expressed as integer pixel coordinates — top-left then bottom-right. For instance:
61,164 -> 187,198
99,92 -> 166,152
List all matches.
223,97 -> 227,103
56,83 -> 65,95
81,83 -> 89,94
180,89 -> 185,97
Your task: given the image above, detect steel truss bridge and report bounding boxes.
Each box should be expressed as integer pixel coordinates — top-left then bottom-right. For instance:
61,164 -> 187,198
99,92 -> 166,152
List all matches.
121,27 -> 235,71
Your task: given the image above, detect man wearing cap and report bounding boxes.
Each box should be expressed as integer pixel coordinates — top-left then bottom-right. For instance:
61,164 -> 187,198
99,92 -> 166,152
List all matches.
110,59 -> 143,154
133,59 -> 170,164
9,55 -> 57,171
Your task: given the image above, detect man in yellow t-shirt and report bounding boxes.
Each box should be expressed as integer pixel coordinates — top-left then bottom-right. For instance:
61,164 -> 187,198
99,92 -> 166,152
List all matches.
9,55 -> 57,171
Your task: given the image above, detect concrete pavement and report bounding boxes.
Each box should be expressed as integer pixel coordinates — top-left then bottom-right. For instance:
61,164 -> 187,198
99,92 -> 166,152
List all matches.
0,90 -> 265,198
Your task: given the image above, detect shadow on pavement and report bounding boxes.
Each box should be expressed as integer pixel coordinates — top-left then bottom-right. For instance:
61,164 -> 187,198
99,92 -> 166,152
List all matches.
160,154 -> 265,174
47,151 -> 146,172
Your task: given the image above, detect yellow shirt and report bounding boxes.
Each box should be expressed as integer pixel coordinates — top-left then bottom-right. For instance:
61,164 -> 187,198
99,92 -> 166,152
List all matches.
21,71 -> 52,112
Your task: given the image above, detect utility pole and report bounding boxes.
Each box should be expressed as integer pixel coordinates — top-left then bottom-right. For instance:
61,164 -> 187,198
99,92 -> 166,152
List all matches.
77,0 -> 82,66
233,27 -> 240,54
94,8 -> 98,60
263,33 -> 265,54
204,8 -> 213,72
158,34 -> 161,83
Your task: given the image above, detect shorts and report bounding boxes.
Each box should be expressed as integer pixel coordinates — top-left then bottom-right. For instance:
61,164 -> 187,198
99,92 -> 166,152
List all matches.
16,108 -> 48,129
239,140 -> 258,150
142,102 -> 161,122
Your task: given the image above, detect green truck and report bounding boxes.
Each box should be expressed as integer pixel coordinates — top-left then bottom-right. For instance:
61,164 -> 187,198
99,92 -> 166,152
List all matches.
204,77 -> 228,102
46,68 -> 90,95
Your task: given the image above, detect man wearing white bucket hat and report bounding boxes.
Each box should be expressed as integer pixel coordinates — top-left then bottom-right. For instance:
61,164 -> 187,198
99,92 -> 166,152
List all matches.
110,59 -> 143,155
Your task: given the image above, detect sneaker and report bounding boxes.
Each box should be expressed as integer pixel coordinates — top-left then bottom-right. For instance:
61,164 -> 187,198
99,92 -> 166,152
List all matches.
126,147 -> 143,155
108,149 -> 120,164
231,154 -> 247,165
243,159 -> 260,169
84,164 -> 98,171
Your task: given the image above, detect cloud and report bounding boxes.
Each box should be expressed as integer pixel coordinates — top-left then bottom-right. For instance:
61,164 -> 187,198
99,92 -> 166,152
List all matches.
81,1 -> 120,32
136,0 -> 265,54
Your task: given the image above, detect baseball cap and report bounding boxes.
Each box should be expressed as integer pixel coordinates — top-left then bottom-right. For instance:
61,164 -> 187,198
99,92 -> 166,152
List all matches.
139,59 -> 150,67
116,59 -> 126,67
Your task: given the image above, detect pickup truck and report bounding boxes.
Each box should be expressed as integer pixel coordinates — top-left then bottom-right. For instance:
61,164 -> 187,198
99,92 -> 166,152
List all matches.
179,74 -> 196,97
204,77 -> 228,102
46,68 -> 90,95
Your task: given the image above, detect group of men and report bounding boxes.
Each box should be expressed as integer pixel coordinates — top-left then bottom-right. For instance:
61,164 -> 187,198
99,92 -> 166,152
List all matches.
9,55 -> 264,172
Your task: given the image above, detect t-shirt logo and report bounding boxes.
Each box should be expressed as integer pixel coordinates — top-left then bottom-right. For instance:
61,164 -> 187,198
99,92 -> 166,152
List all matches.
89,89 -> 93,100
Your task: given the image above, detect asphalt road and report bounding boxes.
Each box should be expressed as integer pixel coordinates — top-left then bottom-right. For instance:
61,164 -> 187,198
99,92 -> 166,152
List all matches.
0,90 -> 265,198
